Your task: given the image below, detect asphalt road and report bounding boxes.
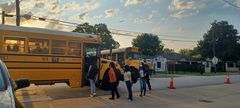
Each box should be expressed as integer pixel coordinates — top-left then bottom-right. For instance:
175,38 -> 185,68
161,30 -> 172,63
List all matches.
15,75 -> 240,108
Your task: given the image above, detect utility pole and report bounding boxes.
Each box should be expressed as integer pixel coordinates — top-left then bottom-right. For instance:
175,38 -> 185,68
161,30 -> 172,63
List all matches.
212,32 -> 217,73
2,11 -> 5,24
16,0 -> 20,26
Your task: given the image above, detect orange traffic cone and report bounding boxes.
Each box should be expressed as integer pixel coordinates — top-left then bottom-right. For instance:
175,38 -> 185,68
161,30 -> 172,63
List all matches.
225,74 -> 231,84
168,77 -> 176,89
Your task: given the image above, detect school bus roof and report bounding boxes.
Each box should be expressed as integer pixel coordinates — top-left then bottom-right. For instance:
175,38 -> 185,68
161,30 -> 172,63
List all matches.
101,47 -> 138,54
0,24 -> 98,39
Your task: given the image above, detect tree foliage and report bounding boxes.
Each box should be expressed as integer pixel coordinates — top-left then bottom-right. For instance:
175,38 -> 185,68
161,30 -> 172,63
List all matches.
163,48 -> 175,53
132,33 -> 164,56
179,48 -> 201,60
197,20 -> 240,62
72,23 -> 119,50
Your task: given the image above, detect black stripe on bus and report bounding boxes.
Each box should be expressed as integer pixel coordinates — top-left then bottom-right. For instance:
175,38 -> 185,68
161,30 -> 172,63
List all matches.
0,53 -> 82,58
4,61 -> 82,64
8,67 -> 81,69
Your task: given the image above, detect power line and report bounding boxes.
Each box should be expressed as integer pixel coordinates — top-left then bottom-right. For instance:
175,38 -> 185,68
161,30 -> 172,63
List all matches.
222,0 -> 240,9
0,13 -> 200,42
111,32 -> 197,42
110,28 -> 201,39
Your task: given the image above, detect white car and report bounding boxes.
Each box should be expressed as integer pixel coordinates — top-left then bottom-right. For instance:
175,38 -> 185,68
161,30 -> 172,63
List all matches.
0,60 -> 30,108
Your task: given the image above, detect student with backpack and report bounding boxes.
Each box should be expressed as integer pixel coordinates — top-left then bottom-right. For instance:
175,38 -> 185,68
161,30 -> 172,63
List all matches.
108,62 -> 120,100
124,65 -> 133,101
88,62 -> 98,97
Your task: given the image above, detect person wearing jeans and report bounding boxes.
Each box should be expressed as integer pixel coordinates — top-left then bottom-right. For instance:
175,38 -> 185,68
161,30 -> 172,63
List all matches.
124,65 -> 133,101
139,65 -> 146,97
88,63 -> 98,97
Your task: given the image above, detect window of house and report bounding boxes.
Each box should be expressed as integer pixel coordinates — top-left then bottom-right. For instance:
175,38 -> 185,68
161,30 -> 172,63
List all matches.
4,37 -> 25,53
28,38 -> 49,54
51,40 -> 66,55
157,62 -> 161,68
68,41 -> 81,56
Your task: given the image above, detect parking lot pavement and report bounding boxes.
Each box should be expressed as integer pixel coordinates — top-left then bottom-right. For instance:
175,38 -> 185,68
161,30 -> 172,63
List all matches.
16,79 -> 240,108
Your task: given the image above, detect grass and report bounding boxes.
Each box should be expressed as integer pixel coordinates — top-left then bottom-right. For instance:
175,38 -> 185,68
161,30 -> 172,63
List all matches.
151,71 -> 240,78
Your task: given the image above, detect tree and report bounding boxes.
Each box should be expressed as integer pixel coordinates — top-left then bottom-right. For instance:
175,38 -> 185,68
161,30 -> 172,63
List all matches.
197,20 -> 240,62
163,48 -> 175,53
73,23 -> 119,50
179,48 -> 201,60
132,33 -> 164,56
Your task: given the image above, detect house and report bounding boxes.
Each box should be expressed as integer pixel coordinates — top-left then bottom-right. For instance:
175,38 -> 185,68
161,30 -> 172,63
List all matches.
203,58 -> 239,73
152,56 -> 167,72
161,53 -> 203,72
142,55 -> 167,72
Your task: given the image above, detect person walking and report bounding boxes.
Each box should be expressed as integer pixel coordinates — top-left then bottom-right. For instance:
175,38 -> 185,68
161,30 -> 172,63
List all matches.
88,63 -> 98,97
124,65 -> 133,101
109,62 -> 120,100
143,60 -> 152,90
139,65 -> 146,97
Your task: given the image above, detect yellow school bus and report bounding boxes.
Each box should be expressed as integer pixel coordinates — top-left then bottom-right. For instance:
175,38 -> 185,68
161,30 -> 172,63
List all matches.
0,24 -> 101,88
101,47 -> 142,70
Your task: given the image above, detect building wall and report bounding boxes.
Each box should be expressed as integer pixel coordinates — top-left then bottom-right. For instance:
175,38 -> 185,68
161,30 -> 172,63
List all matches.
204,61 -> 211,73
152,56 -> 167,72
225,62 -> 239,72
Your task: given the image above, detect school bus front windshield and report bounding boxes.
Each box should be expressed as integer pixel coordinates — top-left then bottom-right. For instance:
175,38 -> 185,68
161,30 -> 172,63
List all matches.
126,52 -> 142,60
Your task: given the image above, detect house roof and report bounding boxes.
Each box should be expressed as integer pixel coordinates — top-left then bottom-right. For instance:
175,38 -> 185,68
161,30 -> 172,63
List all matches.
161,53 -> 195,62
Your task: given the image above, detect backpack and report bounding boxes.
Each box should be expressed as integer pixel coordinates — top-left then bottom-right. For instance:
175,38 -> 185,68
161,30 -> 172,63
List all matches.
129,66 -> 139,83
109,68 -> 117,83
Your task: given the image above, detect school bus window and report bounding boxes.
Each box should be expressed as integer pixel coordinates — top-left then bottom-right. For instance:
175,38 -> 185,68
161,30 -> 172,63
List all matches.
68,42 -> 81,56
29,38 -> 49,54
112,53 -> 116,61
4,37 -> 25,53
52,40 -> 66,55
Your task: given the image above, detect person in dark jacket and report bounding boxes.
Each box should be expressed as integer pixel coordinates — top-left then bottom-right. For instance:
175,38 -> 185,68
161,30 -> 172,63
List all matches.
142,60 -> 152,90
88,62 -> 98,97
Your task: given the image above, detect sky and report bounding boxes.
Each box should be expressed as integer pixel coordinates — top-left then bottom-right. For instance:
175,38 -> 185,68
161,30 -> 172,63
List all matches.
0,0 -> 240,52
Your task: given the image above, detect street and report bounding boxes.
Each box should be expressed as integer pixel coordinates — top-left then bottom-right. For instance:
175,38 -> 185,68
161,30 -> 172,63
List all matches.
15,75 -> 240,108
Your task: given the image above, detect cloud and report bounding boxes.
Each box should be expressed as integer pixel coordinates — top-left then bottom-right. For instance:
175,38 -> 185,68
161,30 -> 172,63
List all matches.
105,9 -> 119,18
79,12 -> 89,21
83,1 -> 101,11
0,1 -> 16,13
236,0 -> 240,7
168,0 -> 206,10
124,0 -> 142,7
176,27 -> 184,32
168,0 -> 204,19
134,14 -> 154,23
63,2 -> 81,10
68,12 -> 89,23
152,27 -> 161,33
124,0 -> 161,7
171,10 -> 199,19
35,2 -> 45,8
93,15 -> 103,19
